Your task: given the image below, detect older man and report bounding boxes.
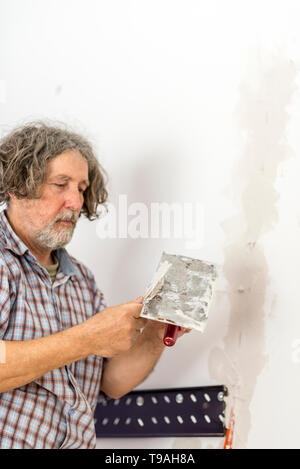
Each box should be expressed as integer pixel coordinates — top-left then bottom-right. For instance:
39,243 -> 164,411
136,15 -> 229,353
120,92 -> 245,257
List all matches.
0,122 -> 188,449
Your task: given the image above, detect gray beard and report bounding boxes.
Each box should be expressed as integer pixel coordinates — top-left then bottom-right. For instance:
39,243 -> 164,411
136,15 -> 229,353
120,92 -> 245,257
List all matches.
35,220 -> 76,250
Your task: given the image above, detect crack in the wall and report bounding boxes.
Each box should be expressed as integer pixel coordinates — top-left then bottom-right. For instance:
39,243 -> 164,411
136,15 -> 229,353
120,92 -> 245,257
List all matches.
208,51 -> 297,449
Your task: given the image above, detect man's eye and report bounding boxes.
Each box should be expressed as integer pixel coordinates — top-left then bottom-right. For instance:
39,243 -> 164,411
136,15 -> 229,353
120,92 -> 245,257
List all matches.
55,184 -> 85,193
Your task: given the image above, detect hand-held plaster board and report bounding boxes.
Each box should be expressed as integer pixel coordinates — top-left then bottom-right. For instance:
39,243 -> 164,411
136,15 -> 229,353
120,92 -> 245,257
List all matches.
140,252 -> 218,332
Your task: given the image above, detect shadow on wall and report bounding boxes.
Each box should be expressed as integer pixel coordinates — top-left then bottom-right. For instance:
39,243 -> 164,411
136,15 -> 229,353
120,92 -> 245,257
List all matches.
208,51 -> 297,448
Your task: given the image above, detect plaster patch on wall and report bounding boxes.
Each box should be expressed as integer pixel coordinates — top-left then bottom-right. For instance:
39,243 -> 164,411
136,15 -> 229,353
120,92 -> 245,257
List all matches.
208,50 -> 297,448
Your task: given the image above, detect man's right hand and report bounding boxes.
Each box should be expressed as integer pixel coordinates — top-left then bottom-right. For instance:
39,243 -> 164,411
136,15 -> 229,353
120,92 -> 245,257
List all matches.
0,298 -> 148,393
84,300 -> 148,357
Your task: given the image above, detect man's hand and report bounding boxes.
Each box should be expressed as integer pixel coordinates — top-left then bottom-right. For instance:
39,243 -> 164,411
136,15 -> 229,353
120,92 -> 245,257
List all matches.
99,296 -> 191,399
84,299 -> 147,357
133,296 -> 192,347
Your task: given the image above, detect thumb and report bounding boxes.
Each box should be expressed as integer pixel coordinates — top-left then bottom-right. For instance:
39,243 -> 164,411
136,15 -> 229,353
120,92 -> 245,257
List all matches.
133,296 -> 144,304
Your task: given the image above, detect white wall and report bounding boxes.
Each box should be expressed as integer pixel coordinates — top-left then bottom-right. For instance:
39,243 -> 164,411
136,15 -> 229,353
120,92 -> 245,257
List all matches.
1,0 -> 300,449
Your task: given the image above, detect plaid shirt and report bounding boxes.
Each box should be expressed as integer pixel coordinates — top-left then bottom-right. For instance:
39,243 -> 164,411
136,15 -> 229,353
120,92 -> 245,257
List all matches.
0,210 -> 107,449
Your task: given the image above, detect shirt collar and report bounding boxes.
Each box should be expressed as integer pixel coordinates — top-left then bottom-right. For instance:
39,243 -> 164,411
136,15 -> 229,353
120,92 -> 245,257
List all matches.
0,209 -> 29,256
53,247 -> 78,278
0,209 -> 79,279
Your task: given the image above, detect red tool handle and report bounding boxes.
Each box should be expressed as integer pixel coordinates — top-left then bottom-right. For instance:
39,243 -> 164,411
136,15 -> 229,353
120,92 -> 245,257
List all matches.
163,324 -> 181,347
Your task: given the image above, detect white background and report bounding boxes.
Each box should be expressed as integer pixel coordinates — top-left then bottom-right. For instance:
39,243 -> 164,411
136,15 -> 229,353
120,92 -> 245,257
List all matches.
1,0 -> 300,449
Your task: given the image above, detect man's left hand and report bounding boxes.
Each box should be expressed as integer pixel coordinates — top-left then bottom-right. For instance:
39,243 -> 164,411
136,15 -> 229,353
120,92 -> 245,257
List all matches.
133,296 -> 192,346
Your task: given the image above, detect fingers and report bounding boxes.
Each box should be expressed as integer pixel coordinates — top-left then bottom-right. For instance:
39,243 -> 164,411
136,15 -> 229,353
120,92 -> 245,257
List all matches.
120,299 -> 193,334
123,302 -> 147,326
126,300 -> 146,319
136,317 -> 147,328
178,327 -> 192,336
132,296 -> 144,304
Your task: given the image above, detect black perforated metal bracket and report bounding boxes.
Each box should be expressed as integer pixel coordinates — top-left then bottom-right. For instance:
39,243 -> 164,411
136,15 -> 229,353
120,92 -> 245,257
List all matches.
95,385 -> 228,438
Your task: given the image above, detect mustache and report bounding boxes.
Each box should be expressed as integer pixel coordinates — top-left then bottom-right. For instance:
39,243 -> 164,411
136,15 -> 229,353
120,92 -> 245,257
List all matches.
54,212 -> 79,224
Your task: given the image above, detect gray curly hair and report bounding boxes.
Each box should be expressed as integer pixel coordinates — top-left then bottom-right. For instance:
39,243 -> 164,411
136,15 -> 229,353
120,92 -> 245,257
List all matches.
0,121 -> 108,220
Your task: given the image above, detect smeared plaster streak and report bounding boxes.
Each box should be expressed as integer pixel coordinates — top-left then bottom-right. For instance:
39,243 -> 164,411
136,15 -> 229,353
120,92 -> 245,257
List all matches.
143,260 -> 172,301
208,51 -> 297,448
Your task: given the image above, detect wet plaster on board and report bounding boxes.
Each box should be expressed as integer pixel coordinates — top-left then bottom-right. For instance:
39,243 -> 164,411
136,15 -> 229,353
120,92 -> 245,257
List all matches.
141,252 -> 218,331
208,51 -> 297,449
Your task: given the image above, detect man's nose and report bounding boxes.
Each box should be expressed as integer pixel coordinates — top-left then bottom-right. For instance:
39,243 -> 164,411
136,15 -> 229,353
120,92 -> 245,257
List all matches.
63,188 -> 83,213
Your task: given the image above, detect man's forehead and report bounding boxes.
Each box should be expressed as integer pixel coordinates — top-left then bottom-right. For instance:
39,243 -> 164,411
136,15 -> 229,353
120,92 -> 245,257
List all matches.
46,151 -> 89,185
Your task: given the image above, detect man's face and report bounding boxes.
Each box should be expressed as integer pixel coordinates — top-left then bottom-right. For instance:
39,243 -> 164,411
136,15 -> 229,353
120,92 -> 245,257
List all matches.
10,150 -> 89,251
